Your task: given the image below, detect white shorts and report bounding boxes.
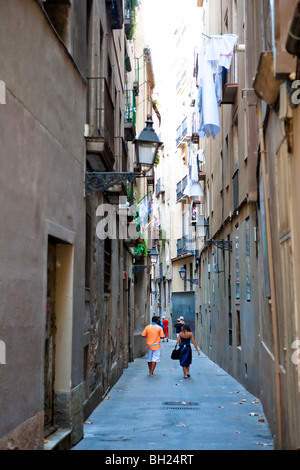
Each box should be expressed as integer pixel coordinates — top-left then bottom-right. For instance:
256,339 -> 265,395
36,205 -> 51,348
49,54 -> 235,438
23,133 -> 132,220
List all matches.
147,348 -> 161,363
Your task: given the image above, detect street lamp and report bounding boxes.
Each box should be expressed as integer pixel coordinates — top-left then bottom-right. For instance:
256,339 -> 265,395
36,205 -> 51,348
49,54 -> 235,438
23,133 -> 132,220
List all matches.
179,265 -> 187,280
133,115 -> 163,168
179,265 -> 199,285
149,245 -> 159,265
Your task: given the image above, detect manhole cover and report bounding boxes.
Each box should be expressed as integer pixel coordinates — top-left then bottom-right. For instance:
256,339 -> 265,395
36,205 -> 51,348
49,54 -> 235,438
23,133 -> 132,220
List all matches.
163,401 -> 199,406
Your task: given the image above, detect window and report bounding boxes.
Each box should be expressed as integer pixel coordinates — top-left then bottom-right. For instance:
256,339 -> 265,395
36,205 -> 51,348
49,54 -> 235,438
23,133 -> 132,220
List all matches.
212,251 -> 215,306
190,263 -> 193,292
229,312 -> 232,346
233,170 -> 239,211
246,218 -> 251,301
259,177 -> 271,297
236,310 -> 241,348
85,214 -> 92,289
219,149 -> 223,192
225,134 -> 229,189
235,225 -> 240,300
168,280 -> 171,305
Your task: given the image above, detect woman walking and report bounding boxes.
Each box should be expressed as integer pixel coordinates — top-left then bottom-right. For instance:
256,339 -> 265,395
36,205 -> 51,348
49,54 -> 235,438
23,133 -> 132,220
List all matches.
177,324 -> 200,378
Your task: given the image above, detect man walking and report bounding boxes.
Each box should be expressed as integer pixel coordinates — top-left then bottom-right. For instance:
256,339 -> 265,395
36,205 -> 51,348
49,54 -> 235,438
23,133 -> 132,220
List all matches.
142,315 -> 165,376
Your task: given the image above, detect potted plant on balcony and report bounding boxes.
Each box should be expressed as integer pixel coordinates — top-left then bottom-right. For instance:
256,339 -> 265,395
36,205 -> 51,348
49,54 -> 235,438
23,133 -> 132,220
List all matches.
134,238 -> 148,257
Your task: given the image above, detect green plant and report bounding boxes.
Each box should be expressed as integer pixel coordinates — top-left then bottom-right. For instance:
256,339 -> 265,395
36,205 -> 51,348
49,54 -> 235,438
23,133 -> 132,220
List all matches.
134,238 -> 148,257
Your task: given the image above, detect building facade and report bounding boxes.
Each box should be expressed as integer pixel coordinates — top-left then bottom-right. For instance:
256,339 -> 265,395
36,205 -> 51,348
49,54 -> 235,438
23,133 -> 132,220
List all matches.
196,0 -> 300,450
0,0 -> 155,450
0,0 -> 87,449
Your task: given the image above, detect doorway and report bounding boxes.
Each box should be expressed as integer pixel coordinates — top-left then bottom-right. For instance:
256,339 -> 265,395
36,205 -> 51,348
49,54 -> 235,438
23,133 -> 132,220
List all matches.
44,236 -> 74,436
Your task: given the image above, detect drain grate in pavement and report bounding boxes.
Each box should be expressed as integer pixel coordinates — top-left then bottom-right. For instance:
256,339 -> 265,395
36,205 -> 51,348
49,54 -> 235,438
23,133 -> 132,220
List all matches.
163,401 -> 200,411
166,407 -> 198,410
163,401 -> 199,406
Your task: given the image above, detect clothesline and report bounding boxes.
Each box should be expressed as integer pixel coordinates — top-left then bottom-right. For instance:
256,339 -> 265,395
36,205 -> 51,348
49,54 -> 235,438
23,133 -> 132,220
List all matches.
137,190 -> 152,205
195,33 -> 239,140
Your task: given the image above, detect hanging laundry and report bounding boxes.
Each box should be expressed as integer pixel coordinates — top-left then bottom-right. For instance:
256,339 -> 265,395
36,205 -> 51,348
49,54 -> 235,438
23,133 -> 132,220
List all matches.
184,145 -> 204,199
147,195 -> 152,220
191,150 -> 199,183
196,33 -> 239,140
197,56 -> 220,139
197,148 -> 206,174
138,198 -> 148,230
207,34 -> 239,70
184,179 -> 204,198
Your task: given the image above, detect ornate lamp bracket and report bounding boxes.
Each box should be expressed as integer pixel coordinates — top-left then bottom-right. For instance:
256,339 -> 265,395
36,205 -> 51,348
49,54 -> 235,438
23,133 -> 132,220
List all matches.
205,239 -> 232,252
85,171 -> 137,194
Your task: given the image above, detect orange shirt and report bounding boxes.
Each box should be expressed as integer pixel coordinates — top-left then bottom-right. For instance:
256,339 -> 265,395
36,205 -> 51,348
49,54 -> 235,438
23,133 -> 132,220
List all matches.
142,322 -> 164,350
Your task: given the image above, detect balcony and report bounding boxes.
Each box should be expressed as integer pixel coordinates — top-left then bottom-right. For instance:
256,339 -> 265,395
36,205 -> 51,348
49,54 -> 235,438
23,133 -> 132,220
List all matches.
219,53 -> 238,105
106,0 -> 123,30
124,89 -> 136,142
176,117 -> 192,147
176,176 -> 188,202
124,0 -> 133,39
177,236 -> 194,257
86,77 -> 115,171
198,160 -> 206,181
222,83 -> 238,105
156,178 -> 165,197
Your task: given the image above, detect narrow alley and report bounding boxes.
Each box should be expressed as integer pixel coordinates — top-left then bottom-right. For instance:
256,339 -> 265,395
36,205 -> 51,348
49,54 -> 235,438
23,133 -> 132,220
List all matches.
72,340 -> 273,452
2,0 -> 300,452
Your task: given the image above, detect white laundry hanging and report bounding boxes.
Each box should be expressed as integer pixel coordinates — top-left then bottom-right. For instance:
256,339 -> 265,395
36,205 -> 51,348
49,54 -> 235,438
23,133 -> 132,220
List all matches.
184,179 -> 204,198
196,33 -> 239,140
191,151 -> 199,183
197,56 -> 220,139
185,145 -> 204,198
138,198 -> 148,229
207,34 -> 239,70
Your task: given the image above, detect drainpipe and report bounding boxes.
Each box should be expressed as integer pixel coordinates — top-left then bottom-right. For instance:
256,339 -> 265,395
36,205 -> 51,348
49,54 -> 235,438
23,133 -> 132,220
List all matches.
258,99 -> 283,450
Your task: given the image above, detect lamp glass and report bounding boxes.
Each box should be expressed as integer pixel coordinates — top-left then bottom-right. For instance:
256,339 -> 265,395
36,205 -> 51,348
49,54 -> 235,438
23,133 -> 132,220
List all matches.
149,246 -> 159,265
136,142 -> 159,167
179,266 -> 186,280
134,117 -> 162,168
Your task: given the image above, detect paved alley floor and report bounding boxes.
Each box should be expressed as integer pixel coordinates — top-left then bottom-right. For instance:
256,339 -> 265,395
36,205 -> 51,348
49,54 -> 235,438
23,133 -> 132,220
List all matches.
73,340 -> 274,452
